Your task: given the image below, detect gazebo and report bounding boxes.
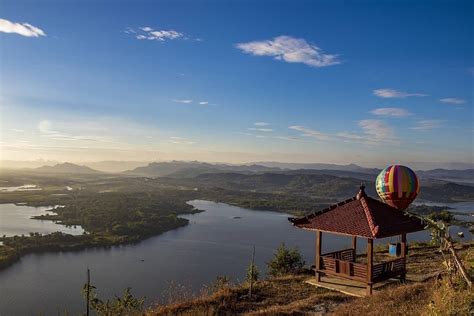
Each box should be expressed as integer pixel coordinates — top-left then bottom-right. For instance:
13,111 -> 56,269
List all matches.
288,186 -> 425,295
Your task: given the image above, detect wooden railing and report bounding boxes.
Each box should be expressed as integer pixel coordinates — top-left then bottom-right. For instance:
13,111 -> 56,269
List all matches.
319,249 -> 366,281
321,248 -> 355,262
372,257 -> 406,282
318,249 -> 406,283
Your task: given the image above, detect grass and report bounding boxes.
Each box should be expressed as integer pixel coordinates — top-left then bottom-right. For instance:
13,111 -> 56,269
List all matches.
147,275 -> 352,315
145,242 -> 473,316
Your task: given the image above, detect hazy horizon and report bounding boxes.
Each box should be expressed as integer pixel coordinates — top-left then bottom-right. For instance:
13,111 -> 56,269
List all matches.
1,158 -> 473,172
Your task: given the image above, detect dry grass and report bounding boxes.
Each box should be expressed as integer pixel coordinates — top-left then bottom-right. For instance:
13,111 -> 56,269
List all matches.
145,242 -> 474,316
425,277 -> 473,316
332,282 -> 433,316
146,275 -> 351,315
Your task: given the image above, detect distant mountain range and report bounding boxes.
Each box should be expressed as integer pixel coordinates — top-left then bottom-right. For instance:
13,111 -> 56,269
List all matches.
253,162 -> 378,173
123,161 -> 280,177
7,160 -> 473,184
34,163 -> 102,174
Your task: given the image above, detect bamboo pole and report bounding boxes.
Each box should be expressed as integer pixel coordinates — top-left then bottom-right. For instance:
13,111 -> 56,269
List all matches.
405,211 -> 472,288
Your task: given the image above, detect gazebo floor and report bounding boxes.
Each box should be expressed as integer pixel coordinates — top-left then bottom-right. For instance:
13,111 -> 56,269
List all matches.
305,276 -> 401,297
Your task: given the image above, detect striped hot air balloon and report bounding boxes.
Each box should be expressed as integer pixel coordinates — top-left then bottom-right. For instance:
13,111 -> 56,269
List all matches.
376,165 -> 420,210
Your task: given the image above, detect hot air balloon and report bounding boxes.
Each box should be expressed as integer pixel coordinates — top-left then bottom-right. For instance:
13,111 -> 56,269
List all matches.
376,165 -> 420,210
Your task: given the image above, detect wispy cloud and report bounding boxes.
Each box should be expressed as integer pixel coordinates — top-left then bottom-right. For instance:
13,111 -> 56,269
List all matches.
288,121 -> 397,145
37,120 -> 115,143
288,125 -> 330,141
0,18 -> 46,37
236,35 -> 340,68
248,127 -> 274,132
168,136 -> 195,145
126,26 -> 201,42
439,98 -> 466,105
373,88 -> 428,98
254,122 -> 269,126
172,99 -> 193,104
358,119 -> 396,143
370,107 -> 411,117
410,120 -> 443,131
198,101 -> 209,105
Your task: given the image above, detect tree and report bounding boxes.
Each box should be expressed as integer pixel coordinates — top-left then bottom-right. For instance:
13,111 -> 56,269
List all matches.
266,243 -> 305,277
82,285 -> 144,315
246,262 -> 259,284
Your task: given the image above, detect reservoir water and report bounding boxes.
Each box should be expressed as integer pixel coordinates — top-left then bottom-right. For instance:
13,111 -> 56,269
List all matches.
0,200 -> 471,315
0,204 -> 84,237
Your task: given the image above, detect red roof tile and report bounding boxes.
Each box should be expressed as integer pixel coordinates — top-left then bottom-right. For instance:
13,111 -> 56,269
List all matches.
288,186 -> 425,239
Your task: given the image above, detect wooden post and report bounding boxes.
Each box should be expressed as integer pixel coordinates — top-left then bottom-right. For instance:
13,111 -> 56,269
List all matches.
86,268 -> 90,316
352,236 -> 357,262
249,245 -> 255,298
400,233 -> 407,283
366,239 -> 373,296
316,230 -> 322,282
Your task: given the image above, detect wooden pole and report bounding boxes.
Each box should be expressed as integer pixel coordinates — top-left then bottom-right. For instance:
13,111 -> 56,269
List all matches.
366,239 -> 373,296
446,238 -> 472,288
316,231 -> 322,282
86,268 -> 90,316
400,234 -> 407,282
352,236 -> 357,262
249,245 -> 255,298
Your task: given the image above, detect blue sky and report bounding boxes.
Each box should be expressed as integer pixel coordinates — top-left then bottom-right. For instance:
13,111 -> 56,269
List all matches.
0,0 -> 472,166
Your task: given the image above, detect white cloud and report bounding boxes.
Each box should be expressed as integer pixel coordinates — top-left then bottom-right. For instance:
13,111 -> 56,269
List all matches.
370,107 -> 411,117
148,30 -> 183,41
198,101 -> 209,105
248,127 -> 274,132
236,35 -> 340,68
288,122 -> 397,145
410,120 -> 443,131
127,26 -> 199,42
358,119 -> 396,142
439,98 -> 466,105
288,125 -> 330,141
254,122 -> 269,126
172,99 -> 193,104
168,136 -> 195,145
373,88 -> 428,98
0,18 -> 46,37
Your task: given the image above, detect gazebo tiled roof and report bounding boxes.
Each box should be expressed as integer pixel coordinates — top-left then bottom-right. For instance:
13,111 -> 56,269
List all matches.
288,186 -> 425,239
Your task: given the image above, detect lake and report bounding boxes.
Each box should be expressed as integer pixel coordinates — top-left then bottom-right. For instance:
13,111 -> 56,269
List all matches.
0,200 -> 471,315
0,204 -> 84,237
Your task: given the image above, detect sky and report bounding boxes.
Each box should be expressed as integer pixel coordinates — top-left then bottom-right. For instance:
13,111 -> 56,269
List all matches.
0,0 -> 472,167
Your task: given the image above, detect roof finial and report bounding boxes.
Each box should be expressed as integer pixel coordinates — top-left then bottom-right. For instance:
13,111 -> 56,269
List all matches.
356,184 -> 366,200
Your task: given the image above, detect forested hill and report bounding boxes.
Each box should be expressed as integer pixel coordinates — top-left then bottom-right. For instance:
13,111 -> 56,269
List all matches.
123,161 -> 280,177
159,172 -> 474,203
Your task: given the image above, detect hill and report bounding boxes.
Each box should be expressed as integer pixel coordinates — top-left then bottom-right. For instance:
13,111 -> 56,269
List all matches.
34,163 -> 102,174
124,161 -> 280,177
159,172 -> 474,203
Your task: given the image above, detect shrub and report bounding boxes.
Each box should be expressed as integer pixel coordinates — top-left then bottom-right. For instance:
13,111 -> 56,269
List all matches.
211,275 -> 231,293
267,243 -> 305,277
83,285 -> 144,315
246,262 -> 259,284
